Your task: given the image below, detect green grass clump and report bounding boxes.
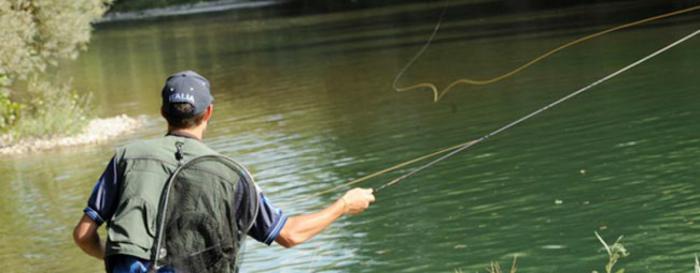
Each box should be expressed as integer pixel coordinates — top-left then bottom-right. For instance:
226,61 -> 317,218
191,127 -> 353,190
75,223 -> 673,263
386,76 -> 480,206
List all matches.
0,91 -> 23,133
454,256 -> 518,273
8,78 -> 91,141
592,231 -> 629,273
451,232 -> 633,273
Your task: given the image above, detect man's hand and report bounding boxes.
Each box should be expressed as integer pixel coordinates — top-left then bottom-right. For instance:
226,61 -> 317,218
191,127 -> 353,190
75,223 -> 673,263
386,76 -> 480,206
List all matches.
276,187 -> 376,248
340,188 -> 375,215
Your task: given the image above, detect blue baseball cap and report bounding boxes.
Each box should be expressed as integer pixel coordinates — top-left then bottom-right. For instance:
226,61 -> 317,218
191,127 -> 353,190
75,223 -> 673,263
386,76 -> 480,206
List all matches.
161,70 -> 213,117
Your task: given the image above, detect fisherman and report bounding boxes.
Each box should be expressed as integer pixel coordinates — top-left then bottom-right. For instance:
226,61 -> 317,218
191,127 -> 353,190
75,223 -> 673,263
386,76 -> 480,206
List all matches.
72,70 -> 375,273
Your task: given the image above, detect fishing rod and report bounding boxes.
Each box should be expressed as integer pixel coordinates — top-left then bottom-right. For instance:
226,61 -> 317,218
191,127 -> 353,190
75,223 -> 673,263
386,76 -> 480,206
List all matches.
314,28 -> 700,197
373,28 -> 700,192
315,5 -> 700,197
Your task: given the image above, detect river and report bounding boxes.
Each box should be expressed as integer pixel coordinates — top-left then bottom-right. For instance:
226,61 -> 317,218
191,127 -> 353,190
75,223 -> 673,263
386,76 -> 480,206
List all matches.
1,1 -> 700,272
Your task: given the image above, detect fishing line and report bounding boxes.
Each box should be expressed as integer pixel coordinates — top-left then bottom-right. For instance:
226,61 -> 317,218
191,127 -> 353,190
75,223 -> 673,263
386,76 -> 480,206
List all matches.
378,28 -> 700,190
314,28 -> 700,197
393,3 -> 700,102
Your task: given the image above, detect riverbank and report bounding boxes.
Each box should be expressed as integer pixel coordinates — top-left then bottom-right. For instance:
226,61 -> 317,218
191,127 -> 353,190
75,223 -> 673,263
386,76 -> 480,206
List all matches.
99,0 -> 285,23
0,115 -> 145,155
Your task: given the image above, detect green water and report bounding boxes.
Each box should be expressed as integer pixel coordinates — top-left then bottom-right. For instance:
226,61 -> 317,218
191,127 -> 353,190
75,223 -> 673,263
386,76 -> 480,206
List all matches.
2,2 -> 700,272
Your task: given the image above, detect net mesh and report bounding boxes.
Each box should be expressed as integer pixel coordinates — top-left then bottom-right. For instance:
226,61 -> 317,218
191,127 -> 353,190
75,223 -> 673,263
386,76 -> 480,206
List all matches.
152,155 -> 259,273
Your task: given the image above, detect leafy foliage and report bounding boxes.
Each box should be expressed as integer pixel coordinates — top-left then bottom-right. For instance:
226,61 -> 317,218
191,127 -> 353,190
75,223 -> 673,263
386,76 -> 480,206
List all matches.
0,0 -> 111,140
11,78 -> 91,138
0,90 -> 23,133
0,0 -> 111,81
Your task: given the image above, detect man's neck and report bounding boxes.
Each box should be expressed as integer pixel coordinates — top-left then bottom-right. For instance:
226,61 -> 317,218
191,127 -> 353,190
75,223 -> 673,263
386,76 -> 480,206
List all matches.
167,127 -> 203,140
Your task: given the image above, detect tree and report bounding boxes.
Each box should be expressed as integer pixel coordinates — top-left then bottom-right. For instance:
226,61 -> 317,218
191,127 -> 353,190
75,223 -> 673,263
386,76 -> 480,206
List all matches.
0,0 -> 111,135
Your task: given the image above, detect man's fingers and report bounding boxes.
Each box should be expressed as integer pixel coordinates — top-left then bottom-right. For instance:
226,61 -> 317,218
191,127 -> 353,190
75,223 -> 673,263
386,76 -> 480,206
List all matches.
359,188 -> 375,203
341,187 -> 376,215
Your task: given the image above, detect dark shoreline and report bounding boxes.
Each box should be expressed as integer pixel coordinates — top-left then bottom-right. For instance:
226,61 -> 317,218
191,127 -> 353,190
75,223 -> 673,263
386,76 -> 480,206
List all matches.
96,0 -> 700,28
97,0 -> 286,23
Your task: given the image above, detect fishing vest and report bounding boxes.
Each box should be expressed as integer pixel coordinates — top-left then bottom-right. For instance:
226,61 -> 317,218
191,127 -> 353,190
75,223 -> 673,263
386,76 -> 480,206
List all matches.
106,135 -> 258,272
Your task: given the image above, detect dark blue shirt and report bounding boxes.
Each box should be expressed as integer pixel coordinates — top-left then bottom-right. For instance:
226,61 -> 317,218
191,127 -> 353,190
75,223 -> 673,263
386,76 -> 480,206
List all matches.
84,156 -> 287,245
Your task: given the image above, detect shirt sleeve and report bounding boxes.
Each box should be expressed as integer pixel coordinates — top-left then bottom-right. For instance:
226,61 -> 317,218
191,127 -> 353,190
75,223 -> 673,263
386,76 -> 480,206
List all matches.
239,182 -> 287,245
84,156 -> 120,226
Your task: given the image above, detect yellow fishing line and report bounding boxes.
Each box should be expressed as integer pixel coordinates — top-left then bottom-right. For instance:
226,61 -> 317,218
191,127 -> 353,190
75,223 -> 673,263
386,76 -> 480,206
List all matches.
393,4 -> 700,102
314,5 -> 700,198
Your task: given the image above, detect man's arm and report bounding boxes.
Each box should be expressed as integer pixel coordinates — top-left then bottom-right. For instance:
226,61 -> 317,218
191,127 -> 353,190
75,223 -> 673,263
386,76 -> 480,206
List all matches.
74,156 -> 120,260
275,188 -> 374,248
73,215 -> 105,259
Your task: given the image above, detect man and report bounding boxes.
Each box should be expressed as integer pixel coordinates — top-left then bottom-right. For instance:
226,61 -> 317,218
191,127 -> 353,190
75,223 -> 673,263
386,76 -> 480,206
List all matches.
73,70 -> 375,273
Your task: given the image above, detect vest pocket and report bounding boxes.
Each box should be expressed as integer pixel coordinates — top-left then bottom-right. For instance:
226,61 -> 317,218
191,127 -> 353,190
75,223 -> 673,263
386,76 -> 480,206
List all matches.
108,197 -> 157,250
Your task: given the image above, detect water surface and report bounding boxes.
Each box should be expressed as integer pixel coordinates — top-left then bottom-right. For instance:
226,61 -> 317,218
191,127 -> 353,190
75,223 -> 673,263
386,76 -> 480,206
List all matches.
2,1 -> 700,272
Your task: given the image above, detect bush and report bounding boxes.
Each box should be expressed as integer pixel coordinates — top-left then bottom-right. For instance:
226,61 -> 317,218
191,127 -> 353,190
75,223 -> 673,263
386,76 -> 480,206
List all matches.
0,91 -> 23,133
10,78 -> 92,139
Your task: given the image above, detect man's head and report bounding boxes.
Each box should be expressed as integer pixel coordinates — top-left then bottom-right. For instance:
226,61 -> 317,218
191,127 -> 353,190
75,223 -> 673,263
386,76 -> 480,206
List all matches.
161,70 -> 214,131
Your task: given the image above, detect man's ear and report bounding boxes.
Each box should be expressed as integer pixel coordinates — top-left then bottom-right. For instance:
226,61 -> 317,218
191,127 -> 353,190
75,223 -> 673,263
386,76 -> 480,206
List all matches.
203,104 -> 214,122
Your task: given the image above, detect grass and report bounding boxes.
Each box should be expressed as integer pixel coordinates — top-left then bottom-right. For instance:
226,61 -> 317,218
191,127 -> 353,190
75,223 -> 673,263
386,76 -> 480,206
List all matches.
1,77 -> 92,144
0,91 -> 22,133
453,232 -> 633,273
454,256 -> 518,273
592,231 -> 629,273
